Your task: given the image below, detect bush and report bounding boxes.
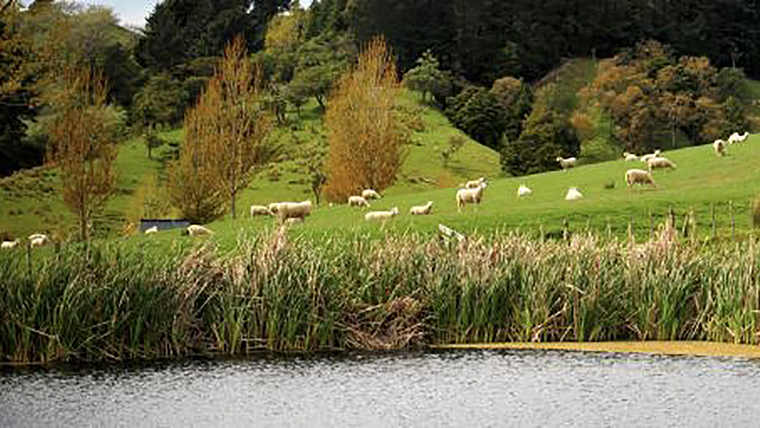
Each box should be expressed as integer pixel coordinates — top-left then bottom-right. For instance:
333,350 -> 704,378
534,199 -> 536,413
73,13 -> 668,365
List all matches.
446,87 -> 507,151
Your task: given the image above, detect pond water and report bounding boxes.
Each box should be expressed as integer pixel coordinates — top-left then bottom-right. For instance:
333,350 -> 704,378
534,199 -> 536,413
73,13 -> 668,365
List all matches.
2,349 -> 759,427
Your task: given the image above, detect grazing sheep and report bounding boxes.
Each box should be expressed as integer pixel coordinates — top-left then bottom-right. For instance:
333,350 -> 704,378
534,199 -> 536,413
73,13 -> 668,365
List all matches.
623,152 -> 639,161
362,189 -> 381,200
144,226 -> 158,235
556,156 -> 577,170
456,182 -> 487,212
647,156 -> 677,171
1,239 -> 20,250
565,187 -> 583,201
626,169 -> 656,188
517,184 -> 532,198
348,195 -> 371,207
365,207 -> 399,221
465,177 -> 486,189
30,236 -> 50,248
713,139 -> 727,157
728,131 -> 749,144
250,205 -> 272,217
410,201 -> 434,215
640,150 -> 661,163
185,225 -> 213,236
276,200 -> 313,222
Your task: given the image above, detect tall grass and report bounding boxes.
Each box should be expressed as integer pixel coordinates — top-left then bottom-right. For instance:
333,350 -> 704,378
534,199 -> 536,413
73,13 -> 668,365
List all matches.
1,226 -> 759,364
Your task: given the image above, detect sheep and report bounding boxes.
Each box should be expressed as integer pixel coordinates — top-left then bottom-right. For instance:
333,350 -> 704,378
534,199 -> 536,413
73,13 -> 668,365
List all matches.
647,156 -> 677,171
267,202 -> 286,214
144,226 -> 158,235
348,195 -> 371,208
284,217 -> 304,225
365,207 -> 399,221
517,184 -> 532,198
713,139 -> 727,157
465,177 -> 486,189
250,205 -> 272,217
640,150 -> 661,163
1,239 -> 19,250
626,169 -> 656,188
30,236 -> 50,248
565,187 -> 583,201
728,131 -> 749,144
28,233 -> 47,241
410,201 -> 434,215
276,200 -> 313,222
623,152 -> 639,161
362,189 -> 381,200
185,225 -> 213,236
456,182 -> 487,212
556,156 -> 577,170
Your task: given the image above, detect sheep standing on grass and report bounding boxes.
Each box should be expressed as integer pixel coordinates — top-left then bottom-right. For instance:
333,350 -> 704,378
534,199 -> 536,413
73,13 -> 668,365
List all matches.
456,182 -> 487,212
728,132 -> 749,144
144,226 -> 158,235
348,195 -> 371,207
465,177 -> 486,189
565,187 -> 583,201
250,205 -> 272,217
276,200 -> 313,223
517,184 -> 532,198
365,207 -> 399,221
640,150 -> 661,163
1,239 -> 19,250
362,189 -> 381,200
410,201 -> 434,215
29,234 -> 50,248
185,225 -> 213,236
623,152 -> 639,161
626,169 -> 656,188
647,156 -> 677,171
713,139 -> 727,157
556,156 -> 577,170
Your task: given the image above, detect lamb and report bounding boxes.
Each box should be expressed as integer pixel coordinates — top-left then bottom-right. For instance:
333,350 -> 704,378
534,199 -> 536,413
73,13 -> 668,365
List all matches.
30,235 -> 50,248
362,189 -> 381,200
647,156 -> 677,171
623,152 -> 639,161
250,205 -> 272,217
276,200 -> 313,222
465,177 -> 486,189
365,207 -> 399,221
456,182 -> 487,212
517,184 -> 532,198
556,156 -> 577,170
1,239 -> 19,250
410,201 -> 434,215
565,187 -> 583,201
713,139 -> 726,157
728,131 -> 749,144
348,195 -> 371,207
185,225 -> 213,236
640,150 -> 661,163
144,226 -> 158,234
626,169 -> 656,188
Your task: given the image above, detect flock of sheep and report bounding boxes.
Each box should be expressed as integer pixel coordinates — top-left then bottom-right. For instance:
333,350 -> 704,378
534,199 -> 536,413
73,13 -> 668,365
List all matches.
1,233 -> 50,250
712,131 -> 749,157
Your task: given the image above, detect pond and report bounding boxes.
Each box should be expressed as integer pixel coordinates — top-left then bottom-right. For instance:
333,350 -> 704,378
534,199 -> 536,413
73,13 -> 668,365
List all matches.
2,349 -> 759,427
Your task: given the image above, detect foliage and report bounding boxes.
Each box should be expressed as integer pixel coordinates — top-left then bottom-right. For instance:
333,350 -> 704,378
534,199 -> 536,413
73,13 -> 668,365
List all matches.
47,66 -> 117,241
324,36 -> 409,201
440,134 -> 466,167
491,76 -> 533,141
446,87 -> 507,151
131,73 -> 192,128
288,34 -> 353,109
143,129 -> 166,160
403,50 -> 453,104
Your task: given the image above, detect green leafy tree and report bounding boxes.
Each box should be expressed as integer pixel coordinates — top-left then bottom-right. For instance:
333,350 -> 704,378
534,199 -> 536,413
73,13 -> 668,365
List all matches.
446,87 -> 507,151
491,76 -> 533,141
403,49 -> 452,103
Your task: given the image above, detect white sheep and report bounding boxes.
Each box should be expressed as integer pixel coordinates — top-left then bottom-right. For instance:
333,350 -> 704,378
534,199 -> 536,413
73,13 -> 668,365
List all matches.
348,195 -> 371,207
640,149 -> 661,163
362,189 -> 381,200
728,131 -> 749,144
565,187 -> 583,201
365,207 -> 399,221
626,169 -> 656,188
185,225 -> 213,236
410,201 -> 434,215
623,152 -> 639,161
517,184 -> 532,198
556,156 -> 577,170
713,139 -> 726,157
647,156 -> 677,171
30,236 -> 50,248
284,217 -> 304,225
28,233 -> 47,241
456,182 -> 487,212
276,200 -> 313,222
465,177 -> 486,189
144,226 -> 158,235
1,239 -> 20,250
250,205 -> 272,217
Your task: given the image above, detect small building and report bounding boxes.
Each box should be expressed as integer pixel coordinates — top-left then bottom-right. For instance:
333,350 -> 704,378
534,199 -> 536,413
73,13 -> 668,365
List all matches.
139,219 -> 190,233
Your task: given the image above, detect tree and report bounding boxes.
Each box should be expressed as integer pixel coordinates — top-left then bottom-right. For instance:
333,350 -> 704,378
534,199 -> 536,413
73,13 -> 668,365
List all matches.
446,87 -> 507,151
324,36 -> 409,201
403,49 -> 452,103
47,66 -> 117,241
143,129 -> 165,160
491,76 -> 533,141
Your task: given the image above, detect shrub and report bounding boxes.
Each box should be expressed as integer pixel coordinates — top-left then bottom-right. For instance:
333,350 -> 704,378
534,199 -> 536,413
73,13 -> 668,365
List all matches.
446,87 -> 507,151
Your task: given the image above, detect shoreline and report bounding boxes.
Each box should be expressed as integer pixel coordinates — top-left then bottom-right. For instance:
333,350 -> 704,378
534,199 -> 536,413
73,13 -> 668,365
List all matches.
436,341 -> 760,359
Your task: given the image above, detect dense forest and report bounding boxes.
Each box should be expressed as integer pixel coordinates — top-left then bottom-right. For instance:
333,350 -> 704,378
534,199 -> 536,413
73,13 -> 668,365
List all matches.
2,0 -> 759,177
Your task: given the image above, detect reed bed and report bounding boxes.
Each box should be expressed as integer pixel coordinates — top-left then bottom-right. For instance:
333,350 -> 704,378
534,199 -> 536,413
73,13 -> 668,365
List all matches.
1,226 -> 759,364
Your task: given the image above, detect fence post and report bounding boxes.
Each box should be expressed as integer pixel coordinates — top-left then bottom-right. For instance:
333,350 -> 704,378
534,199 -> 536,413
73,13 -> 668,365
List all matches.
730,201 -> 735,241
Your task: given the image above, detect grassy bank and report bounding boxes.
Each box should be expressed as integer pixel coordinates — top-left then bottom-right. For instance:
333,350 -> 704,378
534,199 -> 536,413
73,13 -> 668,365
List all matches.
2,227 -> 760,364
